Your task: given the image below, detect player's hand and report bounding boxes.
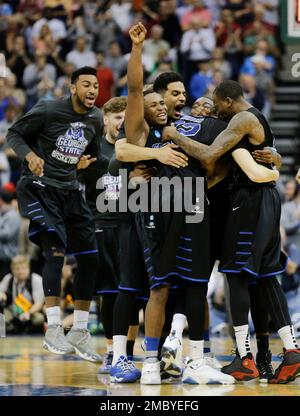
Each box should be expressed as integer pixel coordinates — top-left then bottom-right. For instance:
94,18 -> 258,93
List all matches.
156,143 -> 188,168
162,125 -> 178,142
129,163 -> 156,185
252,147 -> 276,164
25,151 -> 44,177
77,154 -> 97,170
296,168 -> 300,184
129,22 -> 147,45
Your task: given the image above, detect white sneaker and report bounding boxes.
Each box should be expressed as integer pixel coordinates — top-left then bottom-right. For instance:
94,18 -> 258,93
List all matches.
182,358 -> 235,385
204,352 -> 222,369
160,331 -> 182,378
141,359 -> 161,385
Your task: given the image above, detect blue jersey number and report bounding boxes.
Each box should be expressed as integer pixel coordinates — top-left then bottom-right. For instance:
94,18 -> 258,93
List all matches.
175,119 -> 201,137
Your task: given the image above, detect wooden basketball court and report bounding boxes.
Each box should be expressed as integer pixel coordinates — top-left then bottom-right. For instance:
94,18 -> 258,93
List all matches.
0,335 -> 299,396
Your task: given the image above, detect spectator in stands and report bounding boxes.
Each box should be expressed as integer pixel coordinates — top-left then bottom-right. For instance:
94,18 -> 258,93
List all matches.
0,188 -> 21,278
224,0 -> 254,27
240,39 -> 276,77
143,25 -> 170,67
146,60 -> 173,84
239,73 -> 266,112
6,34 -> 32,89
86,9 -> 121,53
0,255 -> 44,334
155,1 -> 183,50
23,50 -> 56,109
211,47 -> 232,79
0,77 -> 20,122
6,73 -> 26,111
109,0 -> 133,34
0,105 -> 19,150
0,145 -> 10,188
95,52 -> 114,108
180,0 -> 212,31
280,226 -> 300,295
180,17 -> 215,83
257,0 -> 279,30
215,8 -> 243,79
281,183 -> 300,248
30,7 -> 67,48
66,35 -> 97,69
17,0 -> 43,25
54,62 -> 74,98
283,179 -> 298,202
189,61 -> 213,101
105,41 -> 128,84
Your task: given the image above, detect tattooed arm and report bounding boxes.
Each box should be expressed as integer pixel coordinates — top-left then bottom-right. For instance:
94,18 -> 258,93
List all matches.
163,111 -> 260,168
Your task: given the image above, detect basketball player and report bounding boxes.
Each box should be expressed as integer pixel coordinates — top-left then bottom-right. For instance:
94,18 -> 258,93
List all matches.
124,23 -> 235,386
7,67 -> 102,362
81,96 -> 127,373
163,80 -> 300,383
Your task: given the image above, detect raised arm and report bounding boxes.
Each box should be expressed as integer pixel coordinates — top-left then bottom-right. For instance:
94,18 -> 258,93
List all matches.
232,148 -> 279,183
125,23 -> 149,146
167,111 -> 258,166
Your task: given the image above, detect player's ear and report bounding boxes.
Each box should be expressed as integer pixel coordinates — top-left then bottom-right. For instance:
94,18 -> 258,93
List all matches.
226,97 -> 233,107
70,83 -> 76,95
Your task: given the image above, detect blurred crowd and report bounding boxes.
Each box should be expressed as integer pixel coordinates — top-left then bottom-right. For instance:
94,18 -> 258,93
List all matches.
1,0 -> 298,336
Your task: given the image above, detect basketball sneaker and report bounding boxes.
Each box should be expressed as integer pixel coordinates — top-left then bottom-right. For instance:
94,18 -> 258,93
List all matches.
141,359 -> 161,385
98,352 -> 113,374
66,328 -> 102,362
221,352 -> 259,381
204,352 -> 222,370
110,355 -> 141,383
43,324 -> 75,355
256,350 -> 274,383
269,349 -> 300,384
160,331 -> 182,379
183,358 -> 235,385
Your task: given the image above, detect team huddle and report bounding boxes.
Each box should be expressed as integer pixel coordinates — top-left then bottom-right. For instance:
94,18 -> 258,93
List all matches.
6,23 -> 300,386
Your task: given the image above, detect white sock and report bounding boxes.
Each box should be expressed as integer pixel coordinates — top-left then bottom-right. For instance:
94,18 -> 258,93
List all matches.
234,324 -> 251,357
107,343 -> 113,354
189,340 -> 204,361
46,306 -> 61,326
170,314 -> 186,339
73,310 -> 89,330
278,325 -> 299,350
112,335 -> 127,365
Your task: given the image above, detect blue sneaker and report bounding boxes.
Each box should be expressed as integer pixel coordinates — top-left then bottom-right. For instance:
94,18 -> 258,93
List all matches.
98,353 -> 113,374
110,356 -> 141,383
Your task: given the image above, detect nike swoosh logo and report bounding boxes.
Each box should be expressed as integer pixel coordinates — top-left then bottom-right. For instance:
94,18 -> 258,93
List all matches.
232,207 -> 240,211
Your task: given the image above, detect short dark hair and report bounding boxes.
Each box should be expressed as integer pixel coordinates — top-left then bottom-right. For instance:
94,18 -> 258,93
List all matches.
214,80 -> 243,100
71,66 -> 97,84
0,189 -> 15,204
153,71 -> 184,93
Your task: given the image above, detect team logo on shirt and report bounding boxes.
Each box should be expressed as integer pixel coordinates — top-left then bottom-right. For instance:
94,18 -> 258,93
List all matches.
51,122 -> 88,164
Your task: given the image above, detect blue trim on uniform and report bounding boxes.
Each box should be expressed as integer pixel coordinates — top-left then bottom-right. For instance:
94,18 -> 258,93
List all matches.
178,246 -> 192,252
71,250 -> 99,256
96,290 -> 119,294
180,236 -> 192,241
150,281 -> 170,290
118,285 -> 141,292
237,242 -> 252,245
47,228 -> 56,232
236,252 -> 251,255
32,215 -> 44,221
235,261 -> 247,265
176,265 -> 192,272
176,255 -> 192,262
153,272 -> 209,283
219,266 -> 286,277
144,248 -> 150,253
28,226 -> 48,237
137,296 -> 149,301
145,257 -> 151,263
147,266 -> 153,273
27,208 -> 42,215
239,232 -> 253,235
27,202 -> 40,207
